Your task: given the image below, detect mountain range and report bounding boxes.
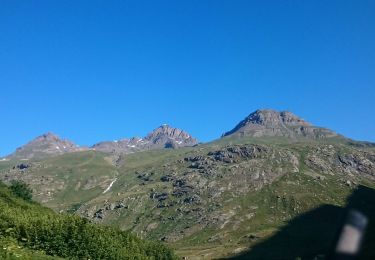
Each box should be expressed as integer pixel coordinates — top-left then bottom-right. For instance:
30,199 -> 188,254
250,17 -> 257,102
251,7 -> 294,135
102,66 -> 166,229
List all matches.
3,109 -> 348,160
5,124 -> 199,160
1,109 -> 374,259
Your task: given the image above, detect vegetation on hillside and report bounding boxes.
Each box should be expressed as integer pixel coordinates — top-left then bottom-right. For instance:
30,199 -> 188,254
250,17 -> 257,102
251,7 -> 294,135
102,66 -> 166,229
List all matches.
9,180 -> 33,201
1,134 -> 375,259
0,181 -> 177,259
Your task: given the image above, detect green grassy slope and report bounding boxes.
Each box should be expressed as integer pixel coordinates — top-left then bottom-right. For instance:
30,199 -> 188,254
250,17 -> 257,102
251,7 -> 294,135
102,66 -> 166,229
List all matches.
0,181 -> 177,259
1,136 -> 375,259
0,151 -> 118,211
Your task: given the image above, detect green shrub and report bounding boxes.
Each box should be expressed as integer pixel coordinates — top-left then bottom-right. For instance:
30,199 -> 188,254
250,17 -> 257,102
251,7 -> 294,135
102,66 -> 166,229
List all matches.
0,181 -> 177,259
9,180 -> 33,202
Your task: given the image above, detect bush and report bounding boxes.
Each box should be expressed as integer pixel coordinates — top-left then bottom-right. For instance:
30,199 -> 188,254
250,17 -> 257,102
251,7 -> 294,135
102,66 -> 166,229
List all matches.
0,182 -> 177,259
9,180 -> 33,201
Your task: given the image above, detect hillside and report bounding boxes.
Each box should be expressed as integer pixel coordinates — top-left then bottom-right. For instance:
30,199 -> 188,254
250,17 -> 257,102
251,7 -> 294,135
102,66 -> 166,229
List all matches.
0,180 -> 176,259
1,109 -> 375,259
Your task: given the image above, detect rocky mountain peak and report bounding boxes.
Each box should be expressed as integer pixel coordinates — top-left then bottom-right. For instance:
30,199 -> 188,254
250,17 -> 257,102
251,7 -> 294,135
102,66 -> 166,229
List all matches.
223,109 -> 337,139
7,132 -> 84,159
92,125 -> 198,155
145,125 -> 193,142
240,109 -> 311,127
27,132 -> 75,145
144,125 -> 198,148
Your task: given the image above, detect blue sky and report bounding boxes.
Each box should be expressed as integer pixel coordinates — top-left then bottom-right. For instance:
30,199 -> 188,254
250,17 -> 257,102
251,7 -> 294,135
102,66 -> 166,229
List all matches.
1,1 -> 374,156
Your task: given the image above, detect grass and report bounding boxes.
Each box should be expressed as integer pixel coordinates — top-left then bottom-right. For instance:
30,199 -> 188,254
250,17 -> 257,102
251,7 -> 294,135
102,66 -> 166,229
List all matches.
1,135 -> 374,259
0,180 -> 177,259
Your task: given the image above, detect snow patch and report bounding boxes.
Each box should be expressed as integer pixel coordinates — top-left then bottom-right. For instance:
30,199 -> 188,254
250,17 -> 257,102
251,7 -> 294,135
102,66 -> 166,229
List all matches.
56,146 -> 60,150
103,178 -> 117,194
127,145 -> 136,148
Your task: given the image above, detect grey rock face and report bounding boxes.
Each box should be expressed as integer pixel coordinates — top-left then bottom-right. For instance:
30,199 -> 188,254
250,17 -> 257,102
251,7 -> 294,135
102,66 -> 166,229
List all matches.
304,144 -> 375,179
145,124 -> 197,148
223,109 -> 339,139
6,132 -> 85,159
92,125 -> 198,154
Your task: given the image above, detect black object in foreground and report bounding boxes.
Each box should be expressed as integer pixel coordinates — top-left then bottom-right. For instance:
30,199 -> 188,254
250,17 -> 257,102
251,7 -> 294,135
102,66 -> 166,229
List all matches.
328,210 -> 368,260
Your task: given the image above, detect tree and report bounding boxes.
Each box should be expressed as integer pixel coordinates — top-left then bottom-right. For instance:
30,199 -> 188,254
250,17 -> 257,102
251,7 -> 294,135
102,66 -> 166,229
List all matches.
10,180 -> 33,201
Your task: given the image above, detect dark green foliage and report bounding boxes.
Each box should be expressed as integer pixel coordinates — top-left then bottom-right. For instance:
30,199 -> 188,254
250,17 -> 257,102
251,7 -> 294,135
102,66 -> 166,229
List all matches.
66,203 -> 82,214
0,181 -> 177,259
9,180 -> 33,202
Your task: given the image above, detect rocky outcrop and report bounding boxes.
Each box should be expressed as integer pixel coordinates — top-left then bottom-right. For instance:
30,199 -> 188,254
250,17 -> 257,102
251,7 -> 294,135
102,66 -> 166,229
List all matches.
13,163 -> 31,170
304,145 -> 375,179
223,109 -> 339,139
89,201 -> 128,221
208,145 -> 270,162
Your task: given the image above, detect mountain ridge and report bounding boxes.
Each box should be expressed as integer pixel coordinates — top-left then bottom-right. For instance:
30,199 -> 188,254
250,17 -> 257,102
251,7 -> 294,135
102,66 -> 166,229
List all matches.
3,109 -> 366,160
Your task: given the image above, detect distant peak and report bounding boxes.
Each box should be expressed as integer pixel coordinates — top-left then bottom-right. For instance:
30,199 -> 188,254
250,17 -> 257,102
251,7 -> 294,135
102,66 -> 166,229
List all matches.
147,125 -> 184,137
6,132 -> 83,159
240,109 -> 311,127
92,125 -> 198,154
145,125 -> 198,146
222,109 -> 337,139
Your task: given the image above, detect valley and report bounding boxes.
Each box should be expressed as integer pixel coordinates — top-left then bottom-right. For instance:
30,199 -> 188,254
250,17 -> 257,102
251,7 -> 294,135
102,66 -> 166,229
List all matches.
1,110 -> 375,259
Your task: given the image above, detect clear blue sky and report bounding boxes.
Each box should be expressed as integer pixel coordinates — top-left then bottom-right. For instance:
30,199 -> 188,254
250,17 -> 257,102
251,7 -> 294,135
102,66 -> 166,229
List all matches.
1,1 -> 374,156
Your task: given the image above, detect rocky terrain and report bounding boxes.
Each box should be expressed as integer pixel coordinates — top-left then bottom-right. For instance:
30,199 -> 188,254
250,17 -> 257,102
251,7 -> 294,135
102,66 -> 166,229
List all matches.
1,109 -> 375,259
92,124 -> 198,154
223,109 -> 339,139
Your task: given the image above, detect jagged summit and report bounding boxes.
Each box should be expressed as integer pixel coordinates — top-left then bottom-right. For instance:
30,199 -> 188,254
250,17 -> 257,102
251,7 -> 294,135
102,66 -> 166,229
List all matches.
223,109 -> 338,139
145,125 -> 196,145
92,125 -> 198,154
7,132 -> 84,159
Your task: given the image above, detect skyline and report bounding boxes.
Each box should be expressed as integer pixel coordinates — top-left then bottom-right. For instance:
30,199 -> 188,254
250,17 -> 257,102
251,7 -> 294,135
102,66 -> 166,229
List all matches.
1,1 -> 375,156
1,107 -> 373,157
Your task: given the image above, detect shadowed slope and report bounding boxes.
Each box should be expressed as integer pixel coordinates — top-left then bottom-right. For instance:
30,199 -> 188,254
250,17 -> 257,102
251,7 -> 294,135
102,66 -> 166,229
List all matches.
227,185 -> 375,260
